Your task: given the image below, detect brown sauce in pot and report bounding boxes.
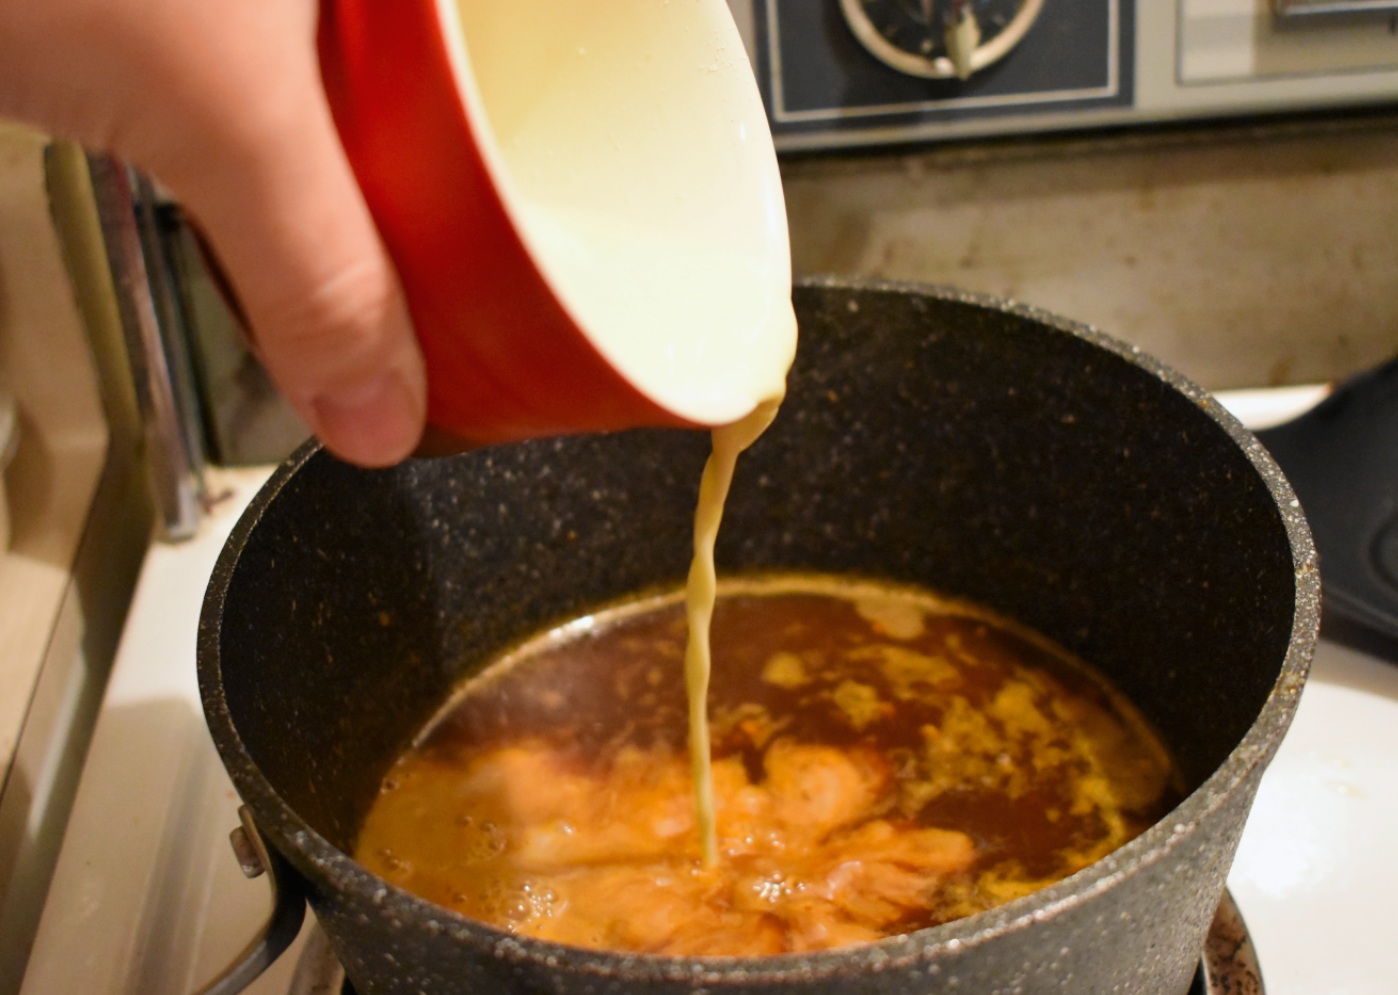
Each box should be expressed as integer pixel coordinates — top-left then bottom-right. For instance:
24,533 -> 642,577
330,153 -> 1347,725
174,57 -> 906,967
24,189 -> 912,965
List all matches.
355,575 -> 1181,956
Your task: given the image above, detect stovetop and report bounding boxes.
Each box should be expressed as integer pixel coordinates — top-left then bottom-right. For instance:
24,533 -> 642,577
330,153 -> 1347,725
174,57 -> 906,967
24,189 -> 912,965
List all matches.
18,388 -> 1398,995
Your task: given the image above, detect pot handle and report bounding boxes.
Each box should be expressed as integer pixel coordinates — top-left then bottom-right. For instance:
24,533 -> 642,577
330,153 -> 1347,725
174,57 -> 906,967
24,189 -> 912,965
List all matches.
194,806 -> 308,995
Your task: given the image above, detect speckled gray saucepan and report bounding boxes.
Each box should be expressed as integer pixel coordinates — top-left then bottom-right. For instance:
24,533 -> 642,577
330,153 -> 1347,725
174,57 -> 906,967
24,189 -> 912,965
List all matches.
199,278 -> 1318,995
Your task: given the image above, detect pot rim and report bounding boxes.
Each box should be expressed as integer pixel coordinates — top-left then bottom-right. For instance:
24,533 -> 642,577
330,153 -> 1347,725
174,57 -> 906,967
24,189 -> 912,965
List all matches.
197,275 -> 1319,983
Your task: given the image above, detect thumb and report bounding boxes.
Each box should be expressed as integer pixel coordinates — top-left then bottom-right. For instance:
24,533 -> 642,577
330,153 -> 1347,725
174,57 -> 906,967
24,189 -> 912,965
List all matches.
144,23 -> 428,467
0,1 -> 427,466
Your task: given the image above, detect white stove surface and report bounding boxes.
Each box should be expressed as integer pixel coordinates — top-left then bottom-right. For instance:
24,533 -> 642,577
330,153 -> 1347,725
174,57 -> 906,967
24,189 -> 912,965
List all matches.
21,389 -> 1398,995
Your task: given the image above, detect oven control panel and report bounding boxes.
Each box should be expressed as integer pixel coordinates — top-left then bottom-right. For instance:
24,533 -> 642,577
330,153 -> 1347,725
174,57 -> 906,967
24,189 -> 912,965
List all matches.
731,0 -> 1398,150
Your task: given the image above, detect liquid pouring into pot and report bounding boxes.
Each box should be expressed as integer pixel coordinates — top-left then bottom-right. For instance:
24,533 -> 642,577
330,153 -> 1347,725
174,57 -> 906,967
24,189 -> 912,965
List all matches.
434,0 -> 800,864
323,0 -> 799,867
684,398 -> 784,864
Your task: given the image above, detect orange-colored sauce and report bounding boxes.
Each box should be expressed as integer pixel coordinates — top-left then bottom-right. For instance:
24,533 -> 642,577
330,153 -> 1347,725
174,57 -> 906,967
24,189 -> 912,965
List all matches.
355,577 -> 1180,956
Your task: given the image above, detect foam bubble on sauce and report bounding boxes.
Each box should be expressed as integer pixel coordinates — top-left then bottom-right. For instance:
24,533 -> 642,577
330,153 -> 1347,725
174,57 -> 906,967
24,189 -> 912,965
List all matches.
854,596 -> 928,641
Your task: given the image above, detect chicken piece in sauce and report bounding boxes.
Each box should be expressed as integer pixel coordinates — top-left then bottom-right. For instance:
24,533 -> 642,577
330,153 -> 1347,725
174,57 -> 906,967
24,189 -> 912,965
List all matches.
360,737 -> 976,955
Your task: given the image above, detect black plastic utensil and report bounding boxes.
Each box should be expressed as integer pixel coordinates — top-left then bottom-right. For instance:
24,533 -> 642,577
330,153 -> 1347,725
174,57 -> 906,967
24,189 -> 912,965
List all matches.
1257,359 -> 1398,644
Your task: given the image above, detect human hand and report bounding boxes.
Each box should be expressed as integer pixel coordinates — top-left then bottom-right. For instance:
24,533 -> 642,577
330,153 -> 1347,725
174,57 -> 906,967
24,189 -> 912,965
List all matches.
0,0 -> 427,467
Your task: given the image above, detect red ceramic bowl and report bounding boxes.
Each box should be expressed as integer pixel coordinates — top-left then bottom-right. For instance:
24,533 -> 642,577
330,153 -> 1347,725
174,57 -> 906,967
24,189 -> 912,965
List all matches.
318,0 -> 793,448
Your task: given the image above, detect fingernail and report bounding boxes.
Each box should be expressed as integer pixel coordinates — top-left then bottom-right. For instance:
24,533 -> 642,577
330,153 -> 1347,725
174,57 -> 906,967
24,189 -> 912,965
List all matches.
310,371 -> 423,467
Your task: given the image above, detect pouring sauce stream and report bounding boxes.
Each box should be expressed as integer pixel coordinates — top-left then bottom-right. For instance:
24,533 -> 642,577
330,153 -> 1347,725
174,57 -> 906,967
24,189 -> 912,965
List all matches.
685,394 -> 784,864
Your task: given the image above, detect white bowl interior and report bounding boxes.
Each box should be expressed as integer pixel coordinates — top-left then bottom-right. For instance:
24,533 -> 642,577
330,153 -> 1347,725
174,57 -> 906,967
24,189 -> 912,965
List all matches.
434,0 -> 795,424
